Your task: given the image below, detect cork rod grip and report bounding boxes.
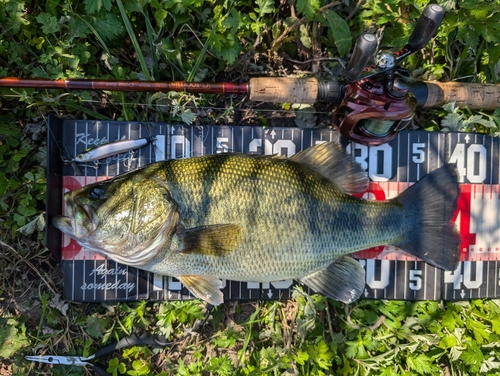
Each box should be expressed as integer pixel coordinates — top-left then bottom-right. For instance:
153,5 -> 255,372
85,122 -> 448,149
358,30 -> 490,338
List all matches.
249,77 -> 319,104
422,82 -> 500,110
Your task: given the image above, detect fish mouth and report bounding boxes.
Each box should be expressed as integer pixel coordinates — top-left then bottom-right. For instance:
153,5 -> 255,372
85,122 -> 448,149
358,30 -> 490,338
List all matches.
52,215 -> 74,235
52,191 -> 98,238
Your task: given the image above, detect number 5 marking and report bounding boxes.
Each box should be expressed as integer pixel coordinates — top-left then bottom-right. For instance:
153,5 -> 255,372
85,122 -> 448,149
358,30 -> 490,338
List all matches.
412,143 -> 425,164
409,269 -> 422,290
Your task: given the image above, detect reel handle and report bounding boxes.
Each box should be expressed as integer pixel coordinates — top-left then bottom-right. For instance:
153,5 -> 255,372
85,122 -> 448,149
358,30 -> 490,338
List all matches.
407,4 -> 444,51
343,33 -> 378,82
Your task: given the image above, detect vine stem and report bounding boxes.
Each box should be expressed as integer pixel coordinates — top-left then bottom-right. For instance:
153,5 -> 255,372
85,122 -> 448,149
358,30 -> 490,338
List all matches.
271,2 -> 343,50
0,239 -> 58,296
346,0 -> 365,21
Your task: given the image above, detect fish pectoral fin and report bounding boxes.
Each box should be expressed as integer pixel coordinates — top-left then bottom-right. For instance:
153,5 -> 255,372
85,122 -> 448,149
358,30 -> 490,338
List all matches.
298,256 -> 365,304
178,275 -> 224,306
180,224 -> 243,256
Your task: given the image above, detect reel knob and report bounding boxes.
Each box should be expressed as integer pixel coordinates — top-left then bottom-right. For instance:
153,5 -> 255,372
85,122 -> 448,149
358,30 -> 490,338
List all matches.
344,33 -> 378,82
407,4 -> 444,51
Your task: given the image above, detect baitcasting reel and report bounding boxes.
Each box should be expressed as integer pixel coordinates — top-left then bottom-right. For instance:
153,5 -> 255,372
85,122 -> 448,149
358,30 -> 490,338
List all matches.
333,4 -> 444,145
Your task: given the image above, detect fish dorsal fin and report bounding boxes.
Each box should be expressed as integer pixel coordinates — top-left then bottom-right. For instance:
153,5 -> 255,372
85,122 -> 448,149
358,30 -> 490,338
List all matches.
179,224 -> 243,256
290,142 -> 368,194
298,255 -> 365,303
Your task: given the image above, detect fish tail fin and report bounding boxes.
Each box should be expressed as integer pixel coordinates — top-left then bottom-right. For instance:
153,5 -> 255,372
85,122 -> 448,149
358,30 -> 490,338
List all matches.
393,164 -> 461,271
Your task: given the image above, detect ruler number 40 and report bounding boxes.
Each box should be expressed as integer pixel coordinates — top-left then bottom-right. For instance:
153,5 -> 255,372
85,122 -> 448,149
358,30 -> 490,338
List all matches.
444,262 -> 483,290
449,143 -> 487,183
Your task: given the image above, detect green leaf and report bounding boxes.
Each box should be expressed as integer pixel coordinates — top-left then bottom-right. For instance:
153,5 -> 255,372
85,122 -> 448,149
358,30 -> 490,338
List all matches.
438,335 -> 457,349
294,349 -> 309,365
93,13 -> 125,41
68,18 -> 90,41
323,10 -> 352,57
466,317 -> 490,344
16,213 -> 45,235
299,25 -> 311,49
36,12 -> 60,35
338,354 -> 353,375
222,8 -> 242,30
296,0 -> 320,20
442,304 -> 462,331
491,107 -> 500,128
0,318 -> 30,358
449,345 -> 463,362
107,357 -> 127,375
460,340 -> 484,373
457,23 -> 479,51
18,205 -> 36,217
406,354 -> 435,374
131,359 -> 149,374
115,0 -> 151,81
480,357 -> 500,373
84,0 -> 112,14
463,114 -> 496,128
0,172 -> 9,195
308,339 -> 334,369
84,0 -> 98,14
255,0 -> 275,18
85,315 -> 111,339
206,355 -> 234,376
491,315 -> 500,335
216,33 -> 241,65
441,112 -> 464,131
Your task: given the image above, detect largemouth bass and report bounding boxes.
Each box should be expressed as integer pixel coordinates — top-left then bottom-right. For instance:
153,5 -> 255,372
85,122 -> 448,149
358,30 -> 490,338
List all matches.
53,142 -> 461,305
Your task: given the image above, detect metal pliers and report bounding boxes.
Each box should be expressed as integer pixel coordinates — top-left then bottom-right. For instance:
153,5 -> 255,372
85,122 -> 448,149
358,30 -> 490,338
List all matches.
26,332 -> 170,376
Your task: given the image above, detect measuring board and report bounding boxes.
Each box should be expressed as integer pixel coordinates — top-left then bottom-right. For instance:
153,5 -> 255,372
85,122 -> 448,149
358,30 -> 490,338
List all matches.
46,117 -> 500,302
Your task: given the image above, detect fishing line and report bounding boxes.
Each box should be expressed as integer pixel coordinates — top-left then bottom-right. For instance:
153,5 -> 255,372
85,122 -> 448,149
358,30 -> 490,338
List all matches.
62,98 -> 340,116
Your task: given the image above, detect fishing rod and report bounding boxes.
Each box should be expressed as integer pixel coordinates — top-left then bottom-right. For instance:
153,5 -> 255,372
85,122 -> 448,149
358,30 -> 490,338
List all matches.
1,5 -> 499,145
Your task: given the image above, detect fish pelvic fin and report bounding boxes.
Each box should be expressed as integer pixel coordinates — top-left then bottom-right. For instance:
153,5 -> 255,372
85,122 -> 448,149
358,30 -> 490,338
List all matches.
394,163 -> 461,271
298,256 -> 364,303
180,224 -> 243,256
290,142 -> 368,194
178,275 -> 224,306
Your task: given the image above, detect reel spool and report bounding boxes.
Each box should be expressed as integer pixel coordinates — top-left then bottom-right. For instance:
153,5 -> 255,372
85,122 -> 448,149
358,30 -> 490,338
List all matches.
333,75 -> 417,146
334,4 -> 443,146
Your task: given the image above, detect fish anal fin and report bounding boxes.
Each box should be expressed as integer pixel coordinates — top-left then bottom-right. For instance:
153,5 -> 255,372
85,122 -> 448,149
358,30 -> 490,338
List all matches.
298,256 -> 364,303
290,142 -> 368,194
178,275 -> 224,306
180,224 -> 243,256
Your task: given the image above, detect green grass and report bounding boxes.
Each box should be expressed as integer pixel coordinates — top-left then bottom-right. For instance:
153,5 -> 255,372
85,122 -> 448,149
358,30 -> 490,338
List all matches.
1,0 -> 500,374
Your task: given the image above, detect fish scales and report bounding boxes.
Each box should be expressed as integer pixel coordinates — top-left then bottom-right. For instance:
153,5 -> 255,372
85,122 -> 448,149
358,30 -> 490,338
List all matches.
142,153 -> 403,281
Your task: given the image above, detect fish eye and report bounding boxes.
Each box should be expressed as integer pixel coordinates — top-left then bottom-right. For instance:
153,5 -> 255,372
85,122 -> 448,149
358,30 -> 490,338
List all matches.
90,185 -> 105,199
